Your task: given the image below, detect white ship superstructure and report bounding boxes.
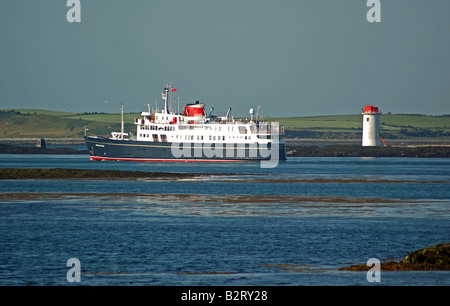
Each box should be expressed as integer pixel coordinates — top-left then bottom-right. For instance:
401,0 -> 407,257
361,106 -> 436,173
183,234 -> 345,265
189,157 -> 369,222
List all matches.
134,86 -> 281,145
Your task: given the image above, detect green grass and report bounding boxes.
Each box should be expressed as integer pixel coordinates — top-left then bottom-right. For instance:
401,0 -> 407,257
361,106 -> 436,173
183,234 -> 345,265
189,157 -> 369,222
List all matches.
0,109 -> 134,138
61,113 -> 140,124
272,114 -> 449,130
1,109 -> 77,117
271,115 -> 362,130
271,114 -> 450,139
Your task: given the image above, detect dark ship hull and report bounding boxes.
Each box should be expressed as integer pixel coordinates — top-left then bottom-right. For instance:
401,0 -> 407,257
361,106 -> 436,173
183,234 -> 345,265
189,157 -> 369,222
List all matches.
85,136 -> 286,162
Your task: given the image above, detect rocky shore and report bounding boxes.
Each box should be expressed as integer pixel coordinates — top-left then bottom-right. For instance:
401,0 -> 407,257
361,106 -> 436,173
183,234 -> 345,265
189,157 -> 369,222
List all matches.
287,144 -> 450,158
0,168 -> 230,180
339,243 -> 450,271
1,143 -> 449,158
0,143 -> 88,155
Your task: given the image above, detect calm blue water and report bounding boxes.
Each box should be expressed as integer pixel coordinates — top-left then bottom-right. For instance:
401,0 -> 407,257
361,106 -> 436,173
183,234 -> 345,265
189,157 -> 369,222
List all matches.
0,154 -> 449,286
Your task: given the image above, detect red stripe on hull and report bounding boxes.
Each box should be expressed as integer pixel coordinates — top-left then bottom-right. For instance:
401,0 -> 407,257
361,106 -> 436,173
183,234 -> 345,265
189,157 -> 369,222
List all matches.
89,156 -> 248,162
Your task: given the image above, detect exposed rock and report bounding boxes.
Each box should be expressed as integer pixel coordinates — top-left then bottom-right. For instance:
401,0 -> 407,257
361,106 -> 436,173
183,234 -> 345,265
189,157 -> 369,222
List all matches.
339,243 -> 450,271
403,243 -> 450,266
0,168 -> 232,180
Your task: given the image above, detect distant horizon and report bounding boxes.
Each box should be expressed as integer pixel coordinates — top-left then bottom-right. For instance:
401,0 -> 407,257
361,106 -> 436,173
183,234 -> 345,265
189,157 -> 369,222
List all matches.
1,107 -> 449,118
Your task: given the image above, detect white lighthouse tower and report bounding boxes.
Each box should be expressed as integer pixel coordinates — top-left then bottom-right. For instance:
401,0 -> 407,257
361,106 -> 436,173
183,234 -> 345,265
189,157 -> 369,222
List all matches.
362,105 -> 381,146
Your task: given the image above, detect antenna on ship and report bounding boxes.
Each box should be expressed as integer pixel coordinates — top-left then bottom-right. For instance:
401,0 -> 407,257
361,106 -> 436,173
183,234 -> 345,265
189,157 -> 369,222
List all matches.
162,84 -> 177,115
256,105 -> 261,122
163,85 -> 169,114
226,107 -> 232,121
121,103 -> 125,138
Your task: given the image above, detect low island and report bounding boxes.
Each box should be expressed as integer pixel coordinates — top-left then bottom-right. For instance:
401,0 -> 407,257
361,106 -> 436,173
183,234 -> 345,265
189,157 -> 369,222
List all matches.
340,243 -> 450,271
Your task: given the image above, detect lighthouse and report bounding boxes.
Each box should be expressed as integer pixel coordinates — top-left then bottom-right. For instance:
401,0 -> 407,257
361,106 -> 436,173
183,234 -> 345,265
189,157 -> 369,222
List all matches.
362,105 -> 381,146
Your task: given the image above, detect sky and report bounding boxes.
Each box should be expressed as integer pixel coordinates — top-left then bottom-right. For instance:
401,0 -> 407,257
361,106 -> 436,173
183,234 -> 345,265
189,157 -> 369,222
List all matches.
1,0 -> 450,117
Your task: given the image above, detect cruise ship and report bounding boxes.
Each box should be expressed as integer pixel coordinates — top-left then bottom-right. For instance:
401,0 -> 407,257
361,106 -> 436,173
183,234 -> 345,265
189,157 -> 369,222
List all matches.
85,85 -> 286,165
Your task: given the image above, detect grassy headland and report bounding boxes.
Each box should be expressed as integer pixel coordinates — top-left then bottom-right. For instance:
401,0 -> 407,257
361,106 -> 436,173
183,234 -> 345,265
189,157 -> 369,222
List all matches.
1,109 -> 449,146
0,109 -> 136,139
272,114 -> 450,141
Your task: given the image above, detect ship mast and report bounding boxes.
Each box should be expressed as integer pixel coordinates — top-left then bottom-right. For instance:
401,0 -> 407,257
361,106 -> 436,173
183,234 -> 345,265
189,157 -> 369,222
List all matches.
121,103 -> 124,137
163,85 -> 170,114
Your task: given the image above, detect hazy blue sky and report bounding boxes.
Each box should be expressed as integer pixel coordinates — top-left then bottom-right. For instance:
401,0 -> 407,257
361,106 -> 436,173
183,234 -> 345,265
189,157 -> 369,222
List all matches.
1,0 -> 449,117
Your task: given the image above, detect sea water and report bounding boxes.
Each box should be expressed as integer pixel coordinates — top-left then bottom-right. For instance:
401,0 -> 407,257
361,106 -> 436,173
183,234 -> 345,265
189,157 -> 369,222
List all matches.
0,154 -> 449,285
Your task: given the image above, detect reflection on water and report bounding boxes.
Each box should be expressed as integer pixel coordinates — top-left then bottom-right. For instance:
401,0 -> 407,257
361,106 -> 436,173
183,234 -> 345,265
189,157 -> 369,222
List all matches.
2,192 -> 448,219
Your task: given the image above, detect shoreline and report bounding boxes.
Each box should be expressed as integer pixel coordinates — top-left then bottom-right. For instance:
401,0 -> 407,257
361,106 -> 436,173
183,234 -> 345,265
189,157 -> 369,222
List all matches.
1,142 -> 449,158
286,144 -> 450,158
0,168 -> 234,180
